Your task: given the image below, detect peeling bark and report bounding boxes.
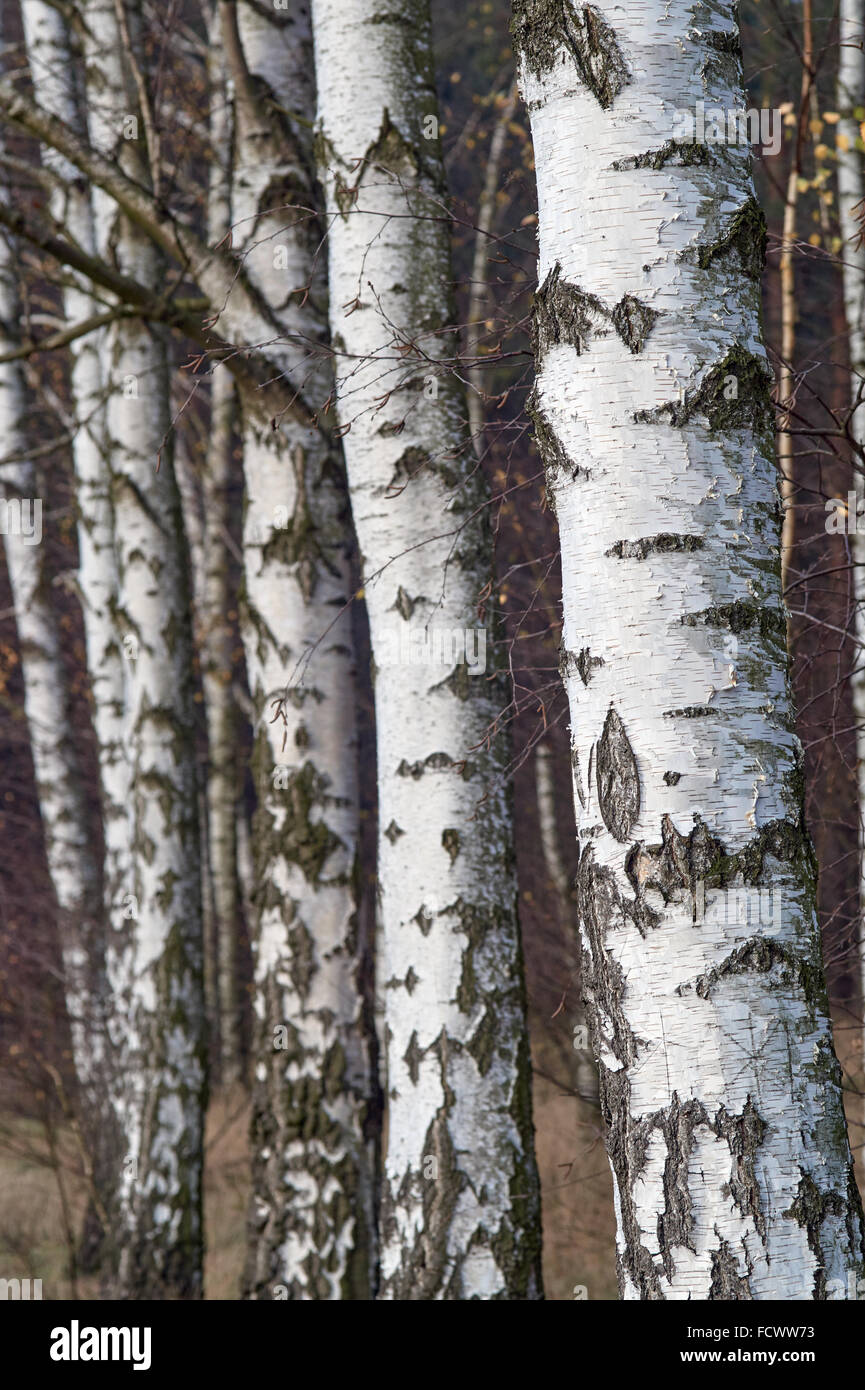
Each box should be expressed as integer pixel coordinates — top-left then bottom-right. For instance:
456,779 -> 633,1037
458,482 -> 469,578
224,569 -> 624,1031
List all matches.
312,0 -> 542,1298
227,0 -> 376,1299
515,0 -> 865,1297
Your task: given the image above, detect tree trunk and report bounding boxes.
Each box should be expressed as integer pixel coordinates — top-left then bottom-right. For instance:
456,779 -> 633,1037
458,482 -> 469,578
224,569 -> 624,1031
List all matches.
19,0 -> 128,1272
82,0 -> 206,1299
312,0 -> 542,1299
837,0 -> 865,1087
513,0 -> 864,1296
225,0 -> 376,1298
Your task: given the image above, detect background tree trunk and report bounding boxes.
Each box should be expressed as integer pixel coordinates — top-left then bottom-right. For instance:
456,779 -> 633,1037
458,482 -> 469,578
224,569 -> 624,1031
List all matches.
224,0 -> 376,1299
312,0 -> 542,1299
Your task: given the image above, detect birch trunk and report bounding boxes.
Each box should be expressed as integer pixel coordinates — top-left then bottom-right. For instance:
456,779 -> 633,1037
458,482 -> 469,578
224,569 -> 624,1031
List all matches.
19,0 -> 128,1262
514,0 -> 864,1296
82,0 -> 206,1298
225,0 -> 375,1298
837,0 -> 865,1067
201,23 -> 243,1087
312,0 -> 542,1299
0,202 -> 107,1139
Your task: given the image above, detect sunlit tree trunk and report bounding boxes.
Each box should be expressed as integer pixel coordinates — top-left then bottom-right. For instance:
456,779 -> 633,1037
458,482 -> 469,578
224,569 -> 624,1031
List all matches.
224,0 -> 376,1298
514,0 -> 864,1296
312,0 -> 542,1299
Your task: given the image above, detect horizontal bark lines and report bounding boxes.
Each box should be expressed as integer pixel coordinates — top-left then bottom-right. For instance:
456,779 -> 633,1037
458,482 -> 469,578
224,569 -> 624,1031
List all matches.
515,0 -> 864,1297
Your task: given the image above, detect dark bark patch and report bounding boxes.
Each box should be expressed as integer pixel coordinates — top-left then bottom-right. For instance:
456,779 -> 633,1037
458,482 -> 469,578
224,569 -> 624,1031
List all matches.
682,598 -> 786,643
562,646 -> 605,686
512,0 -> 630,108
578,847 -> 639,1066
532,264 -> 605,356
526,387 -> 585,490
612,140 -> 712,171
695,198 -> 767,281
607,533 -> 704,561
611,293 -> 659,354
384,819 -> 404,844
596,706 -> 640,842
656,1093 -> 709,1281
391,586 -> 417,620
784,1171 -> 848,1299
713,1097 -> 767,1241
708,1239 -> 753,1299
442,828 -> 461,863
634,344 -> 773,437
404,1030 -> 423,1085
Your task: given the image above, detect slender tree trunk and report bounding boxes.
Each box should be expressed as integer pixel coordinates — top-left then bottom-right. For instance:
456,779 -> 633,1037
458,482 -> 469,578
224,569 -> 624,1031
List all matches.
19,0 -> 128,1269
82,0 -> 206,1298
0,193 -> 108,1153
201,22 -> 243,1087
514,0 -> 864,1296
778,0 -> 814,599
312,0 -> 542,1299
837,0 -> 865,1087
223,0 -> 376,1298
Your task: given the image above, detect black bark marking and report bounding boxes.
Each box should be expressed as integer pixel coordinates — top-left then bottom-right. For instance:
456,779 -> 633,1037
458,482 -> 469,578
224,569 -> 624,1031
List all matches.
612,140 -> 712,171
404,1030 -> 423,1084
596,706 -> 640,842
384,819 -> 405,844
656,1093 -> 709,1281
533,265 -> 605,357
534,265 -> 657,356
598,1064 -> 664,1297
713,1098 -> 767,1241
392,586 -> 417,620
607,533 -> 704,561
784,1171 -> 849,1299
512,0 -> 630,108
682,598 -> 786,643
442,828 -> 461,863
577,847 -> 639,1066
526,387 -> 585,488
611,293 -> 659,355
562,646 -> 605,686
695,197 -> 767,281
634,344 -> 773,437
412,905 -> 433,937
663,771 -> 681,786
708,1239 -> 753,1299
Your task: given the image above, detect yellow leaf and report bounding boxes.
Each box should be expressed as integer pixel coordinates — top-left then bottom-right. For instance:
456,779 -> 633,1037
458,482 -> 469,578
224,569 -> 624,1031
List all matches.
822,111 -> 840,123
837,132 -> 851,152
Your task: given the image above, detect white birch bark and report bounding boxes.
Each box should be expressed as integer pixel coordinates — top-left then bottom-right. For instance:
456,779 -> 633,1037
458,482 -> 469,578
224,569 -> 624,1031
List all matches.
514,0 -> 864,1297
81,0 -> 206,1298
19,0 -> 128,1263
0,204 -> 107,1119
201,22 -> 243,1086
312,0 -> 542,1299
225,0 -> 375,1298
837,0 -> 865,1048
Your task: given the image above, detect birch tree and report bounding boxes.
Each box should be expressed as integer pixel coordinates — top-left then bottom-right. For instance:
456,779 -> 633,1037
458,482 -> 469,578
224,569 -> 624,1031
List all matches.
0,149 -> 110,1194
837,0 -> 865,1043
513,0 -> 865,1296
221,0 -> 376,1298
312,0 -> 542,1298
78,0 -> 206,1298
